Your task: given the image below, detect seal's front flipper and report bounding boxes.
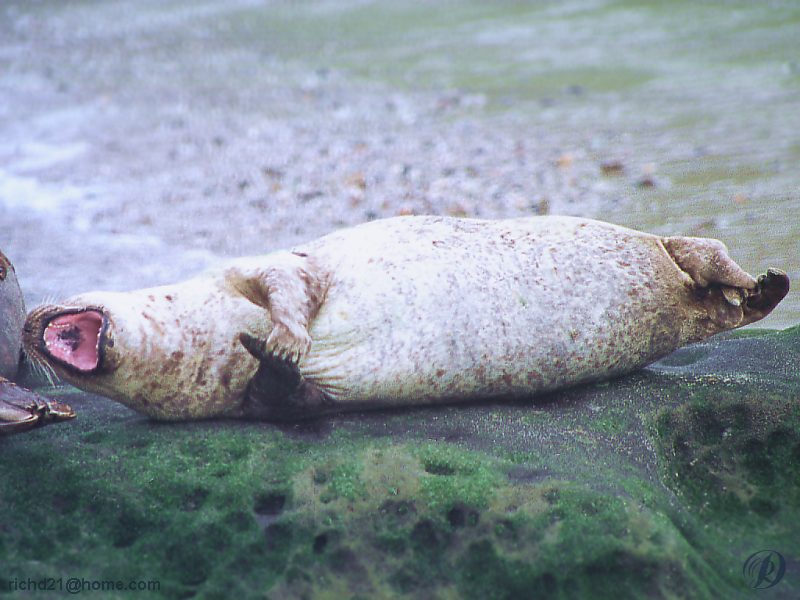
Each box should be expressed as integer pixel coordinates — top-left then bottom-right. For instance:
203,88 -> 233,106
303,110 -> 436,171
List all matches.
238,332 -> 332,421
0,376 -> 76,435
226,252 -> 327,364
239,333 -> 302,396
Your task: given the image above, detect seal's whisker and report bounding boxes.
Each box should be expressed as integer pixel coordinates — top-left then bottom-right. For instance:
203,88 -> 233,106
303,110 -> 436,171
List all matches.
35,293 -> 60,309
39,360 -> 59,388
23,348 -> 59,388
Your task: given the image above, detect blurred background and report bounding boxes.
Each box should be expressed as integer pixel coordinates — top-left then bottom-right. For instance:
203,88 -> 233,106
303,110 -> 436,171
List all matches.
1,0 -> 798,327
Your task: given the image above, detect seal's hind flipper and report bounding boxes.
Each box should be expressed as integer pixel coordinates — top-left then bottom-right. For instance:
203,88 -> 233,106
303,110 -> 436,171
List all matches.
238,333 -> 333,421
662,237 -> 757,290
663,237 -> 789,330
744,268 -> 790,318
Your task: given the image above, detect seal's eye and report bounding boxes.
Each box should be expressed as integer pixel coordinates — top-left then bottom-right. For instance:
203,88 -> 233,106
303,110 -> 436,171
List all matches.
0,265 -> 6,281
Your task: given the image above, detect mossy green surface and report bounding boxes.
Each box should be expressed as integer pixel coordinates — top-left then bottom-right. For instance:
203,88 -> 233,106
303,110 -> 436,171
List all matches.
1,327 -> 798,599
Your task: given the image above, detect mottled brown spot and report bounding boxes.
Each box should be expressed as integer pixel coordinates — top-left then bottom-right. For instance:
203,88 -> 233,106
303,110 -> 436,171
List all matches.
220,370 -> 232,389
141,312 -> 165,336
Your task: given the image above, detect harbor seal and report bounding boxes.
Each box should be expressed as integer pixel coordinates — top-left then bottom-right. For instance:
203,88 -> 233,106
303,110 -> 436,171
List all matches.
1,248 -> 76,434
22,216 -> 789,421
0,249 -> 25,380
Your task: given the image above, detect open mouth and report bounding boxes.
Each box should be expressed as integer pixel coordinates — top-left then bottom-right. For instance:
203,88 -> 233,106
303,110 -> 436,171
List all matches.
42,309 -> 106,373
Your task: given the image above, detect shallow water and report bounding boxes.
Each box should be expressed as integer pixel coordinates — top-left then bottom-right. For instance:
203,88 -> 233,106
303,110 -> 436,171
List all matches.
0,0 -> 798,327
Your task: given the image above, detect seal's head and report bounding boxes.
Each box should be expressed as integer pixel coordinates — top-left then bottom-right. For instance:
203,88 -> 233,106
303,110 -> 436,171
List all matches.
23,302 -> 125,405
22,284 -> 264,421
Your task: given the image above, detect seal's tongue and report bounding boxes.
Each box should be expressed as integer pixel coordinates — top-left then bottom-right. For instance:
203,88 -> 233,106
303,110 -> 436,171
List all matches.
43,311 -> 103,371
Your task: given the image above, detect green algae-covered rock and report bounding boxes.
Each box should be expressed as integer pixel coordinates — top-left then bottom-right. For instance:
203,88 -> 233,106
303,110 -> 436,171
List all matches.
1,327 -> 798,599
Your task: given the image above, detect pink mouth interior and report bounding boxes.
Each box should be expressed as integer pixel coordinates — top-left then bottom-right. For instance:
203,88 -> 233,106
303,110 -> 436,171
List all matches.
43,311 -> 104,371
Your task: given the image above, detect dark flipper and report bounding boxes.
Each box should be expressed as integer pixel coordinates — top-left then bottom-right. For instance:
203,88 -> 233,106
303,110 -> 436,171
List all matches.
745,268 -> 790,316
238,333 -> 334,421
698,268 -> 789,331
0,376 -> 76,436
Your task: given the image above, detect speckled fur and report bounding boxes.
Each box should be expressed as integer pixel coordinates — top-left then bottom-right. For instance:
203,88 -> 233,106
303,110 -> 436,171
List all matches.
22,216 -> 787,420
